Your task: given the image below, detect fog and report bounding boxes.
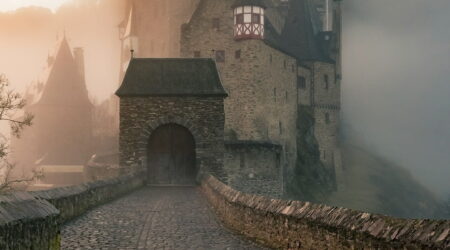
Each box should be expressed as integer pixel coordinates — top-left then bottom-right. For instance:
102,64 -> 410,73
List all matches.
0,0 -> 449,199
342,0 -> 450,198
0,0 -> 125,103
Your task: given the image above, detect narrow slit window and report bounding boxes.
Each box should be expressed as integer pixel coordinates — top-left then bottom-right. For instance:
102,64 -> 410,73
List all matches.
297,76 -> 306,89
235,49 -> 241,59
212,18 -> 220,30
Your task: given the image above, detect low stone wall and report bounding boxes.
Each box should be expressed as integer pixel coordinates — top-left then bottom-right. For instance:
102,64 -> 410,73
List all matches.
202,175 -> 450,249
0,192 -> 60,250
32,171 -> 145,223
0,171 -> 145,249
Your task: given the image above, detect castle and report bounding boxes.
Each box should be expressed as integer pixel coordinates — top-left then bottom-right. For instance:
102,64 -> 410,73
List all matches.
118,0 -> 342,197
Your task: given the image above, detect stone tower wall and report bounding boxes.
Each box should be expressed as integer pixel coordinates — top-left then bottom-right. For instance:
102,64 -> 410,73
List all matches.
180,0 -> 298,194
310,61 -> 340,168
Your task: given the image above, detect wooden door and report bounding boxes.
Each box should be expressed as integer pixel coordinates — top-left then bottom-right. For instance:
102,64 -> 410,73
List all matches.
147,124 -> 196,185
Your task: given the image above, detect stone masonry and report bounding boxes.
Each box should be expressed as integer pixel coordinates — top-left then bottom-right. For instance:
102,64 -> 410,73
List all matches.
119,96 -> 226,181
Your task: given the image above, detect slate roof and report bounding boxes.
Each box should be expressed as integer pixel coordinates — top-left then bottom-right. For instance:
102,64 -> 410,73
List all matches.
116,58 -> 228,97
29,36 -> 92,107
264,0 -> 333,63
231,0 -> 268,9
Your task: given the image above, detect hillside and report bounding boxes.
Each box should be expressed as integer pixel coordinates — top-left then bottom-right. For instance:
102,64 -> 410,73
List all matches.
325,144 -> 448,219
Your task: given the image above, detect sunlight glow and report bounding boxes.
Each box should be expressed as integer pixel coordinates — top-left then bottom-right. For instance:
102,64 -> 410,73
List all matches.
0,0 -> 70,12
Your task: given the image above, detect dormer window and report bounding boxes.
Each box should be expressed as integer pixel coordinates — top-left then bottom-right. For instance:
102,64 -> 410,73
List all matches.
233,5 -> 265,40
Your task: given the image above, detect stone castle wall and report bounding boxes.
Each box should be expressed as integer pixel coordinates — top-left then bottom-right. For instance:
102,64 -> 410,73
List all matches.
224,141 -> 283,198
119,96 -> 226,180
180,0 -> 298,191
202,175 -> 450,249
310,61 -> 341,168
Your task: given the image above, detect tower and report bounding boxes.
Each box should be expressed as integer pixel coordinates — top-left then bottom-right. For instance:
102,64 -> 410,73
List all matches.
12,36 -> 94,168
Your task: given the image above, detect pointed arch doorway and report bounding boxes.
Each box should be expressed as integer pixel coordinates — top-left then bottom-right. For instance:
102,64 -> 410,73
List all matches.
147,123 -> 197,185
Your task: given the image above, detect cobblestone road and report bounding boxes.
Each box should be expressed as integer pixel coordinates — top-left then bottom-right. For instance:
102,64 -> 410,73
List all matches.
62,187 -> 267,250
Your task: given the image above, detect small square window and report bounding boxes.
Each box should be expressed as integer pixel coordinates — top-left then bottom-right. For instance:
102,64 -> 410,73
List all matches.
215,50 -> 225,62
235,49 -> 241,59
194,51 -> 201,58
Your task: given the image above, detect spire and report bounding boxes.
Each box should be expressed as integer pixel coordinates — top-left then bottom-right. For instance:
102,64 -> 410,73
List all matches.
124,4 -> 137,38
36,34 -> 92,108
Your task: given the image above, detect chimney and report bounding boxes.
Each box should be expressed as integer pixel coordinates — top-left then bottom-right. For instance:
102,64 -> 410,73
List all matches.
73,47 -> 85,81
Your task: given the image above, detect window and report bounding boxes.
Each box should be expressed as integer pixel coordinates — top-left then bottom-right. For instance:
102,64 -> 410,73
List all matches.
324,74 -> 329,89
234,5 -> 264,39
325,113 -> 330,124
236,14 -> 244,24
297,76 -> 306,89
286,91 -> 288,101
212,18 -> 220,30
235,49 -> 241,59
269,54 -> 272,63
193,51 -> 201,58
279,121 -> 283,135
251,13 -> 261,24
292,64 -> 295,72
283,60 -> 287,69
215,50 -> 225,62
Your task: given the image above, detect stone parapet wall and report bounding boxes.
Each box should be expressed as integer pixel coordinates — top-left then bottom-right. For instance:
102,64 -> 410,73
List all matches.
32,171 -> 145,223
0,171 -> 145,249
0,192 -> 60,250
201,175 -> 450,249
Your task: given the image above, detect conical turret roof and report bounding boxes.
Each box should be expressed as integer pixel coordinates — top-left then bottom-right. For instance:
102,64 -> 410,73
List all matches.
35,36 -> 92,108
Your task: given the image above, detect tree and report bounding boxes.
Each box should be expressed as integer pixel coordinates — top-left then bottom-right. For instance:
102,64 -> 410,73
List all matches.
0,74 -> 35,193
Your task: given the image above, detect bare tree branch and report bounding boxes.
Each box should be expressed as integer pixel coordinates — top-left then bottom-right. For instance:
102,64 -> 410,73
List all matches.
0,74 -> 35,193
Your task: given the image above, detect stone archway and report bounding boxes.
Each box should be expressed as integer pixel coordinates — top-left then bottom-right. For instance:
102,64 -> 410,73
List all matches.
147,123 -> 196,185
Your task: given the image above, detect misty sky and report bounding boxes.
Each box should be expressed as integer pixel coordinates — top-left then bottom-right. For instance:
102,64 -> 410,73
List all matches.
0,0 -> 69,12
342,0 -> 450,198
0,0 -> 449,197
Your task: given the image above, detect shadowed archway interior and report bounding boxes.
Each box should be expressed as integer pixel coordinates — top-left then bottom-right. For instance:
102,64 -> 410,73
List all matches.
147,123 -> 197,185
